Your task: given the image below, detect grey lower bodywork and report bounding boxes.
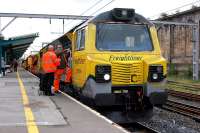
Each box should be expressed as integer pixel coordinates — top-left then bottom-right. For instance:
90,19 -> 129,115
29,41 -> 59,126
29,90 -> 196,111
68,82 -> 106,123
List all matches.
81,78 -> 168,106
145,79 -> 168,105
82,78 -> 112,99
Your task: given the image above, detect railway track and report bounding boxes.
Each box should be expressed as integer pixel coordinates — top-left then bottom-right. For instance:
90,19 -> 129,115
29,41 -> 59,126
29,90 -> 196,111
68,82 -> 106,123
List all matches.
163,99 -> 200,122
165,82 -> 200,122
167,80 -> 200,91
120,122 -> 160,133
167,89 -> 200,101
98,109 -> 159,133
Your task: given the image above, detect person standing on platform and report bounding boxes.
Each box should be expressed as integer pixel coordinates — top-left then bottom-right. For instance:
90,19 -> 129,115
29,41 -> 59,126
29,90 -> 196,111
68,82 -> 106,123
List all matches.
53,45 -> 67,93
41,45 -> 60,96
13,59 -> 18,72
1,57 -> 6,76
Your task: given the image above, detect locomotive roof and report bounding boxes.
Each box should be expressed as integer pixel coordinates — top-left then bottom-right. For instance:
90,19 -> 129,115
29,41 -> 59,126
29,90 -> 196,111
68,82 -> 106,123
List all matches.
72,8 -> 153,30
89,9 -> 153,26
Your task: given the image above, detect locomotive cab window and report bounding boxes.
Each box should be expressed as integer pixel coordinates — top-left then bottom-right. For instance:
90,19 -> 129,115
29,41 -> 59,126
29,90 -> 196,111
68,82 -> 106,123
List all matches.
96,24 -> 153,51
75,29 -> 85,51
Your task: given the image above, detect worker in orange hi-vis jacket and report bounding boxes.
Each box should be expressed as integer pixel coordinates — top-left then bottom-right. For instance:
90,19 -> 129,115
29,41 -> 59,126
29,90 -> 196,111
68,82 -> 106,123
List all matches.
53,45 -> 68,93
41,45 -> 60,96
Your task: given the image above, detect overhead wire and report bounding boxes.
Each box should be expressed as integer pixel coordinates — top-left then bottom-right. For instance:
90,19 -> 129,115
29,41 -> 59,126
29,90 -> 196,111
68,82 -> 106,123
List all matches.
79,0 -> 105,15
65,0 -> 116,31
89,0 -> 116,16
64,0 -> 105,29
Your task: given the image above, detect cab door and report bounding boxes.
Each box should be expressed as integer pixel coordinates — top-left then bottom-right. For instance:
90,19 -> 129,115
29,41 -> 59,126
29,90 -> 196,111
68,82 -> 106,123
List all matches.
72,28 -> 87,88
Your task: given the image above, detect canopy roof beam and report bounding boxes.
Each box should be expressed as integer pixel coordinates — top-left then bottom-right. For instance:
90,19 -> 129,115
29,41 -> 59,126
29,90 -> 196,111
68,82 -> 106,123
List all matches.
0,13 -> 92,20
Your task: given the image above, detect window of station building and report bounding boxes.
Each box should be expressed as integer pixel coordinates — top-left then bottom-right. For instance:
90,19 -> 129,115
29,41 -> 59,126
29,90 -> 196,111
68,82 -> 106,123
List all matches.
75,29 -> 85,51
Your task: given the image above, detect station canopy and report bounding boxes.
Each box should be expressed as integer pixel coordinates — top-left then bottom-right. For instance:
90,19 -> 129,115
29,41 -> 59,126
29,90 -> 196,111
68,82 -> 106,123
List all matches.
0,33 -> 39,59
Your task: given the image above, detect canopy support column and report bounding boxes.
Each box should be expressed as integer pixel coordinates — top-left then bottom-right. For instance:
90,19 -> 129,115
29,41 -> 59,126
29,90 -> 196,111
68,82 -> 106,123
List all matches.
0,46 -> 2,75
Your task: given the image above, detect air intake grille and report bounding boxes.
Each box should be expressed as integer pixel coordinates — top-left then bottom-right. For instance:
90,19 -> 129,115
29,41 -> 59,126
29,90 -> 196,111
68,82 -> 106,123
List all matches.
112,62 -> 143,85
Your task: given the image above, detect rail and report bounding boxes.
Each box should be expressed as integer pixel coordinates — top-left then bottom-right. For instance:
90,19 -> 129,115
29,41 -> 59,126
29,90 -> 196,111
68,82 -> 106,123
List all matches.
163,99 -> 200,122
167,89 -> 200,101
118,122 -> 160,133
167,80 -> 200,90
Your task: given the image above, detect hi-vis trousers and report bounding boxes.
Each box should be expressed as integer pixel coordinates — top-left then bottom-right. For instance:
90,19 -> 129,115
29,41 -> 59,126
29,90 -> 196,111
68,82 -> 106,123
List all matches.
53,69 -> 64,92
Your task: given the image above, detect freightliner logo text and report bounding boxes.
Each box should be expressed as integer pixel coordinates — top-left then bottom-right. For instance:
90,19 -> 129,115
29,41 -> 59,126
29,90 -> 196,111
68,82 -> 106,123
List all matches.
109,56 -> 142,61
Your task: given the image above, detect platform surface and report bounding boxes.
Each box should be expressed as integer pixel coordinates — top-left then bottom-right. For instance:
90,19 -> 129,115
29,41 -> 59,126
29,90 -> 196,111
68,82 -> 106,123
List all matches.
0,68 -> 125,133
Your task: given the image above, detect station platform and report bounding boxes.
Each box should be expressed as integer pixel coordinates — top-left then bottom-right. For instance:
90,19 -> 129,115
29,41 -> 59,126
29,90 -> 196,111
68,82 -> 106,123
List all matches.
0,68 -> 126,133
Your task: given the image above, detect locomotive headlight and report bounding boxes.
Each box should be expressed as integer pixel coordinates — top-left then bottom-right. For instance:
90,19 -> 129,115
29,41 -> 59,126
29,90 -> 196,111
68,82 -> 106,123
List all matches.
111,8 -> 135,21
104,74 -> 110,80
148,65 -> 164,82
95,65 -> 111,83
122,10 -> 128,16
152,73 -> 158,80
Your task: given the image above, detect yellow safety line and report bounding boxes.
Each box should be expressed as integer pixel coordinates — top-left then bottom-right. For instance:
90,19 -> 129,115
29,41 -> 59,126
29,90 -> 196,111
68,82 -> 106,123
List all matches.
17,71 -> 39,133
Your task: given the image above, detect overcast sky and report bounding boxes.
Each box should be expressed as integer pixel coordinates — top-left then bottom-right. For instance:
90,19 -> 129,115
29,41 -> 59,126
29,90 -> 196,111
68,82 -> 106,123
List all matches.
0,0 -> 199,57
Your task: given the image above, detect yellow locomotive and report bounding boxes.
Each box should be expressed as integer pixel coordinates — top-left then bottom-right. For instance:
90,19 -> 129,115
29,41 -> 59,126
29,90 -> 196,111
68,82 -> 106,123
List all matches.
35,8 -> 168,110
